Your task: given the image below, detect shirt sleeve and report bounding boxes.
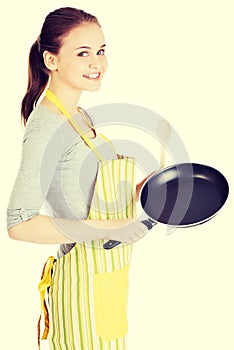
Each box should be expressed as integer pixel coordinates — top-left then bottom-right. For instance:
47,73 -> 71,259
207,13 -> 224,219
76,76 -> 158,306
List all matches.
6,111 -> 65,230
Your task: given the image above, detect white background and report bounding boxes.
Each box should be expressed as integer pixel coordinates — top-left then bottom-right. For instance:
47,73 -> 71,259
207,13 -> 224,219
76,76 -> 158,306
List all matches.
0,0 -> 233,349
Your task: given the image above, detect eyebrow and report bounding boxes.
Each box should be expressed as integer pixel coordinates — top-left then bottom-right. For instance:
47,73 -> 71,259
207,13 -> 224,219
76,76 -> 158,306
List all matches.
75,44 -> 106,50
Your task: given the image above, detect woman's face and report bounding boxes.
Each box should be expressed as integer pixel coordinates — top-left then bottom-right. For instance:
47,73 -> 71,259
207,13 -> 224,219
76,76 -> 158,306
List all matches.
51,22 -> 108,92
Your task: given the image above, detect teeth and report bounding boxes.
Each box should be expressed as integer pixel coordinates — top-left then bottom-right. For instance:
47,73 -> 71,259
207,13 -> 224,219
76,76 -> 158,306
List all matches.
84,73 -> 100,78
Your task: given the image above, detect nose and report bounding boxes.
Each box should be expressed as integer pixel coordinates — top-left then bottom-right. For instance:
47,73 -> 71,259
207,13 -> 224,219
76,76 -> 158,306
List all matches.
89,54 -> 100,69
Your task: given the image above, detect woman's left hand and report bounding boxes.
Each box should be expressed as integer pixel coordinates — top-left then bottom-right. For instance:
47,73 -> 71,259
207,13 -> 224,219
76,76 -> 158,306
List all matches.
135,170 -> 158,201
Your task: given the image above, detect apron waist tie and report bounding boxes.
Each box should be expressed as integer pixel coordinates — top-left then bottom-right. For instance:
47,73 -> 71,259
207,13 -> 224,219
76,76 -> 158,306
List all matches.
37,256 -> 55,349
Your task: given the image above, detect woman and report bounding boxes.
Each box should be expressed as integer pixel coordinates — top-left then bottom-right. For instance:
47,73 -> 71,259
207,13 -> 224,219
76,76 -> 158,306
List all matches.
6,7 -> 148,350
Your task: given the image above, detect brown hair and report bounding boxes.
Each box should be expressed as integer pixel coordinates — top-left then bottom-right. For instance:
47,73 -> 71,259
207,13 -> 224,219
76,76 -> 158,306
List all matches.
21,7 -> 100,125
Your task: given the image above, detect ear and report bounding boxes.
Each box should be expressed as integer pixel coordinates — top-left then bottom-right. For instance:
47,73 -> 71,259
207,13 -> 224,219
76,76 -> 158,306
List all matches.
43,51 -> 58,71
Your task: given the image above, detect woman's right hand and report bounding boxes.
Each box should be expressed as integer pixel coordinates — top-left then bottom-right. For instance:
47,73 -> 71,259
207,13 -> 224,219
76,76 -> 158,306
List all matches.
86,218 -> 149,244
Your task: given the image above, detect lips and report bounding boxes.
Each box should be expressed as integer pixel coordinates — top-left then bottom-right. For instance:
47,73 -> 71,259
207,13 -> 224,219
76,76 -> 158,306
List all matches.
83,73 -> 101,79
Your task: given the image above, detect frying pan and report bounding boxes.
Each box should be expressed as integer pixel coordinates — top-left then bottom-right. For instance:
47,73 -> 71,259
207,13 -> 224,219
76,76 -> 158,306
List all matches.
103,163 -> 229,249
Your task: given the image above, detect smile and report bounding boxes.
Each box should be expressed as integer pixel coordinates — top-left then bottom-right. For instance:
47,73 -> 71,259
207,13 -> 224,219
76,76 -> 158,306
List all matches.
83,73 -> 101,79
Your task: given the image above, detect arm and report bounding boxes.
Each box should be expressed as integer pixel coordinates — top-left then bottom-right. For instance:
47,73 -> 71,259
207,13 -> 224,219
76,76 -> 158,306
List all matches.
8,215 -> 109,244
8,215 -> 74,244
8,215 -> 147,244
6,110 -> 67,241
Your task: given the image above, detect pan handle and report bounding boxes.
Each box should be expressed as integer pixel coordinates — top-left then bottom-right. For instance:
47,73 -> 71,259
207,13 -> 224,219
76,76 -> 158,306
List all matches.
103,240 -> 121,250
103,218 -> 157,250
141,218 -> 157,229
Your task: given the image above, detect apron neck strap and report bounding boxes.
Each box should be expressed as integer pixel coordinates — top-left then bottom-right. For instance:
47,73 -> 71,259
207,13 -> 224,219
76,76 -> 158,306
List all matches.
45,89 -> 104,161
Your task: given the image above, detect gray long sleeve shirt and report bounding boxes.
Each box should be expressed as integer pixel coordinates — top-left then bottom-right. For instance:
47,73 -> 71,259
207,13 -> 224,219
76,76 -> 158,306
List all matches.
6,104 -> 116,257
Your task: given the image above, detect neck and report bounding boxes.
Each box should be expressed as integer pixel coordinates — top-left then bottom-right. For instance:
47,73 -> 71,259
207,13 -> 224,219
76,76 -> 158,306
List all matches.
48,82 -> 83,115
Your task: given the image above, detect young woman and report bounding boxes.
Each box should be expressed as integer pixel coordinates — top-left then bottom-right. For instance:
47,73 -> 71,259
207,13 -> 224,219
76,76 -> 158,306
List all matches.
6,7 -> 149,350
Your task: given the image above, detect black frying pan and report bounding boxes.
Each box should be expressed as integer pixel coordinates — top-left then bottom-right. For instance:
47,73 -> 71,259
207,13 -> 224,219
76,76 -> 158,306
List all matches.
103,163 -> 229,249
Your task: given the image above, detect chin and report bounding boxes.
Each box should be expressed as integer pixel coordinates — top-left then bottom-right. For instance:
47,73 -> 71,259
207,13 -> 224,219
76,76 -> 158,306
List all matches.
85,85 -> 102,92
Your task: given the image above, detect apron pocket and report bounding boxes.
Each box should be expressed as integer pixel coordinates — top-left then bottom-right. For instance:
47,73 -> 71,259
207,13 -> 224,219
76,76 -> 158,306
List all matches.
93,264 -> 130,341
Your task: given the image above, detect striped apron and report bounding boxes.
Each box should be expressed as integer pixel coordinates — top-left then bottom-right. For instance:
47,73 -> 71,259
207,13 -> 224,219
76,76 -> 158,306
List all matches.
38,90 -> 136,350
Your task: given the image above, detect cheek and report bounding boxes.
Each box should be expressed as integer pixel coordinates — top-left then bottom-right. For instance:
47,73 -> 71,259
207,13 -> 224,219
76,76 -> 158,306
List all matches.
102,57 -> 108,72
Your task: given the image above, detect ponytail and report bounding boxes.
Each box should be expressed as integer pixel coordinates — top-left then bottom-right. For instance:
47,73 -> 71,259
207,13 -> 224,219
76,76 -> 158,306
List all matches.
21,40 -> 49,125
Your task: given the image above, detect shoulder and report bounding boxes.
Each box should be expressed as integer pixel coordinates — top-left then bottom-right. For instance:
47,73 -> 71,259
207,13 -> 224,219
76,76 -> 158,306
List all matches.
25,104 -> 64,134
22,104 -> 66,152
23,104 -> 66,143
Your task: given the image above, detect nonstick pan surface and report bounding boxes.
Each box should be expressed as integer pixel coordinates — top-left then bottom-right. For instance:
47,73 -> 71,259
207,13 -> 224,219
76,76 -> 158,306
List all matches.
141,163 -> 229,227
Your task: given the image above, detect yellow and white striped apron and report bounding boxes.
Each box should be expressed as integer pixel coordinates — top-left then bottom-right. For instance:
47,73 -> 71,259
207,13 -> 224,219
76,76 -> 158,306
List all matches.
38,90 -> 136,350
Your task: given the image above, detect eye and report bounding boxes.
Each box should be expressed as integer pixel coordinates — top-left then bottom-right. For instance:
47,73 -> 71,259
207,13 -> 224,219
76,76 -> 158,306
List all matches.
77,51 -> 89,57
97,49 -> 105,55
